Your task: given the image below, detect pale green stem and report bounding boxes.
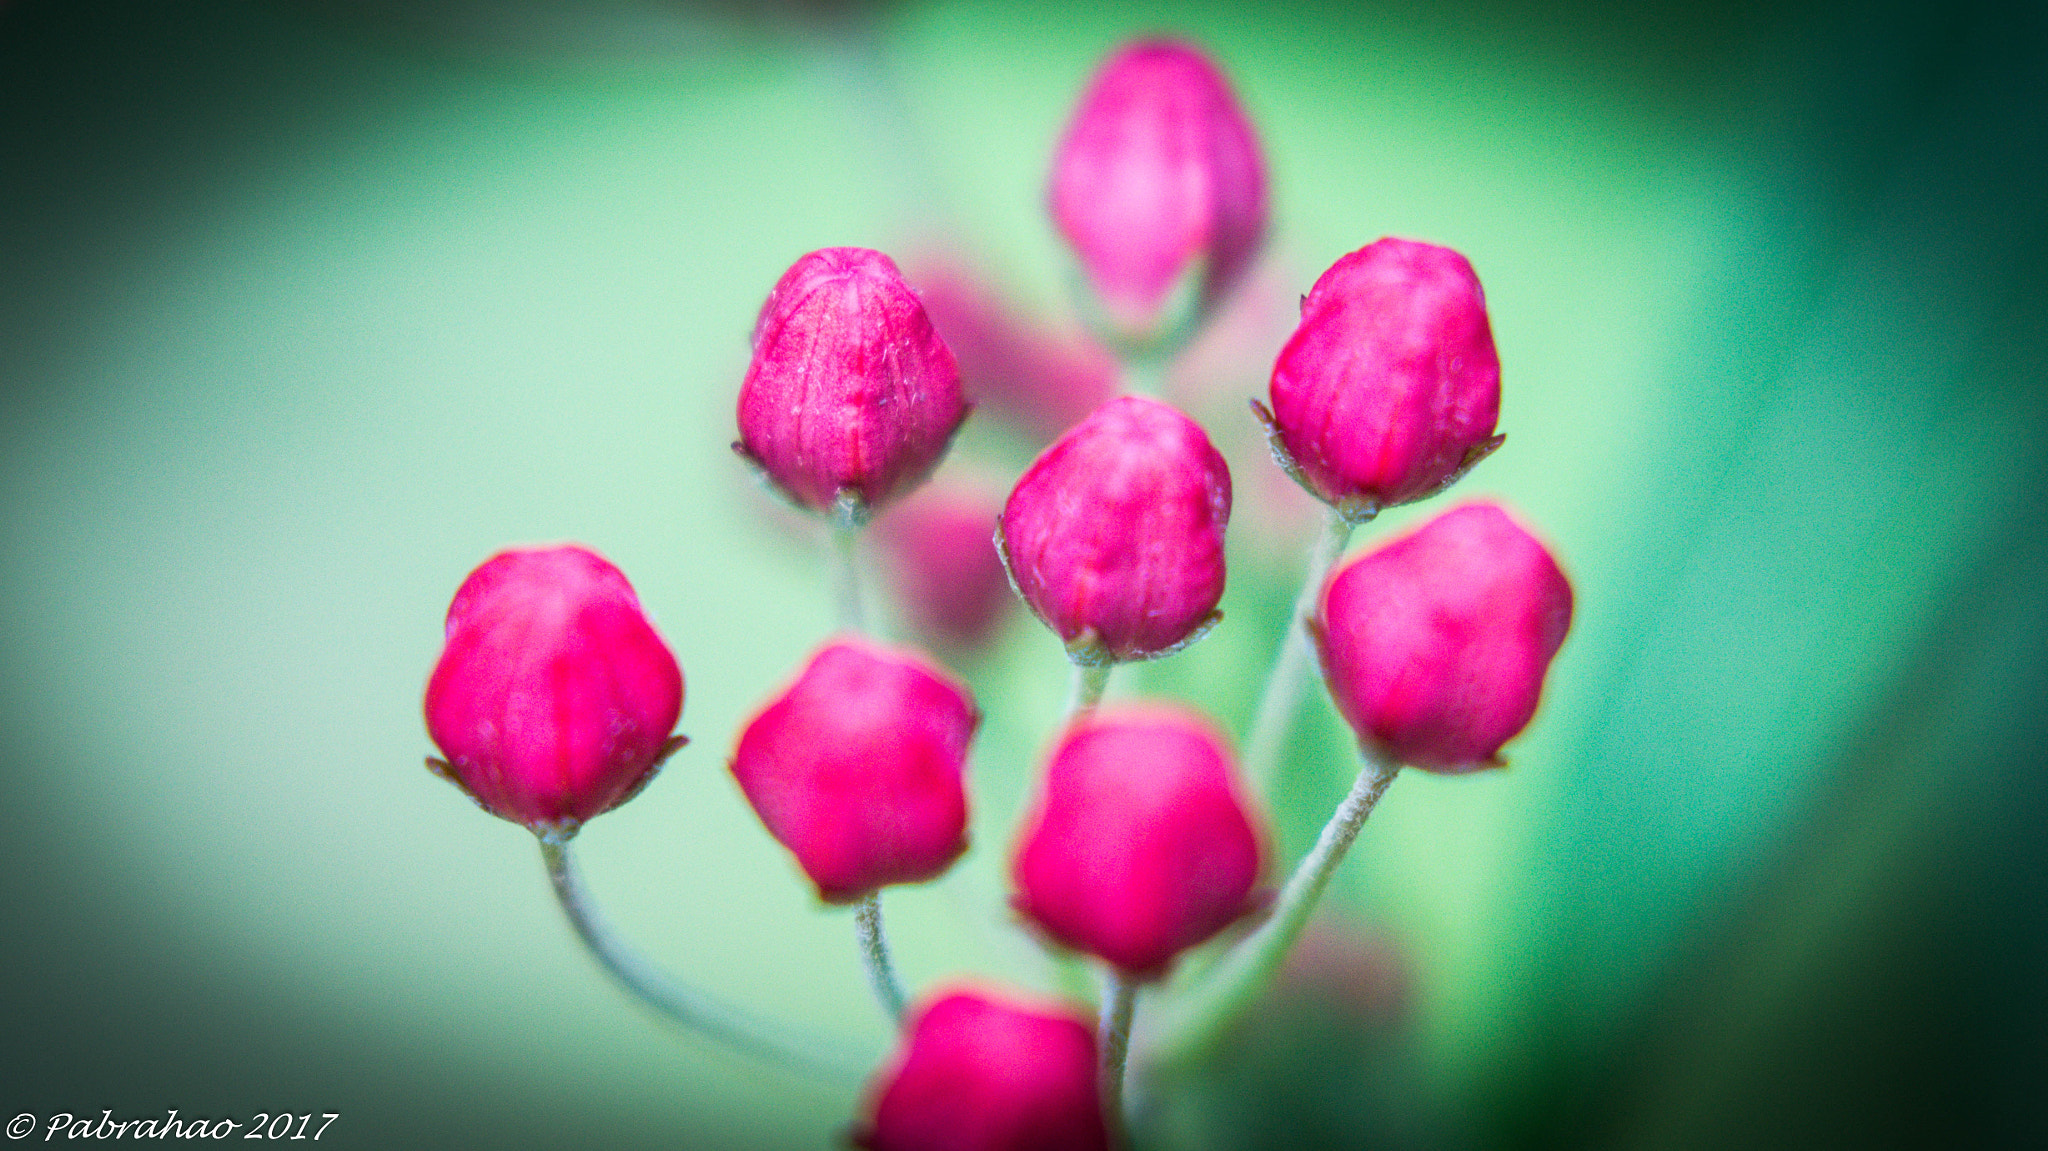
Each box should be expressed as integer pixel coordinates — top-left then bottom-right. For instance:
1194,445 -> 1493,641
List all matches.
1147,744 -> 1401,1068
829,495 -> 868,634
538,834 -> 862,1083
855,893 -> 908,1025
1066,660 -> 1113,719
1119,354 -> 1166,398
1241,505 -> 1355,794
1098,969 -> 1138,1144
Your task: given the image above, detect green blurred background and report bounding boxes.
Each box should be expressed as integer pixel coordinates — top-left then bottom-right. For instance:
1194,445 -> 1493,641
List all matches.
3,0 -> 2044,1147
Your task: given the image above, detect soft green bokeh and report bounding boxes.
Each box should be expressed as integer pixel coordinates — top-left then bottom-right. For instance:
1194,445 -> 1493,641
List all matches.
4,1 -> 2042,1148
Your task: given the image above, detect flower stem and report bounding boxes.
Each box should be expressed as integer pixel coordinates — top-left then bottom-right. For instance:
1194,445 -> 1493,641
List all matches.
855,892 -> 908,1025
538,833 -> 863,1083
1241,505 -> 1355,793
1098,969 -> 1138,1144
830,494 -> 868,634
1066,660 -> 1113,719
1147,744 -> 1400,1068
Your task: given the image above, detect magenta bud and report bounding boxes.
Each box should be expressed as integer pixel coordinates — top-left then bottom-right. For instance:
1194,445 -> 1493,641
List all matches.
998,396 -> 1231,663
423,546 -> 684,836
1050,38 -> 1268,344
872,481 -> 1014,653
736,247 -> 968,519
1011,704 -> 1267,980
1315,503 -> 1572,771
1260,238 -> 1504,520
855,987 -> 1109,1151
730,636 -> 976,904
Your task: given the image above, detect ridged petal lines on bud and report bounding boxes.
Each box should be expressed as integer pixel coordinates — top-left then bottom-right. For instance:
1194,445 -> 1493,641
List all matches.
730,636 -> 977,904
998,396 -> 1231,664
736,247 -> 967,519
1050,38 -> 1268,346
1011,704 -> 1267,980
424,546 -> 684,836
855,987 -> 1108,1151
1315,503 -> 1572,771
1260,238 -> 1503,519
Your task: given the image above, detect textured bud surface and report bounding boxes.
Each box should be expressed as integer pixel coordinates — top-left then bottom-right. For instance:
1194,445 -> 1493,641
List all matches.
855,987 -> 1108,1151
730,636 -> 975,903
1011,704 -> 1265,979
1266,238 -> 1501,513
999,396 -> 1231,663
1050,39 -> 1267,340
736,247 -> 967,516
424,546 -> 683,833
1315,502 -> 1572,770
873,482 -> 1014,652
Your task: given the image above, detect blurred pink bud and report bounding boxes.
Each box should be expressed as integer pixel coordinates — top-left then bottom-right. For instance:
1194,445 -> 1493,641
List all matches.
735,247 -> 967,518
1260,238 -> 1504,520
998,396 -> 1231,663
730,636 -> 976,903
872,481 -> 1013,653
913,259 -> 1117,444
1315,503 -> 1572,771
1050,39 -> 1268,343
1011,704 -> 1266,979
855,987 -> 1108,1151
424,546 -> 684,835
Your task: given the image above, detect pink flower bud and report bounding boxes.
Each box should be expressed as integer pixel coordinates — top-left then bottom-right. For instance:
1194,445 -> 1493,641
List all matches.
735,247 -> 968,518
872,480 -> 1014,653
729,636 -> 976,903
911,257 -> 1118,444
1314,503 -> 1572,771
423,546 -> 684,835
1011,704 -> 1266,979
1260,238 -> 1504,520
1050,39 -> 1268,343
998,396 -> 1231,663
855,986 -> 1108,1151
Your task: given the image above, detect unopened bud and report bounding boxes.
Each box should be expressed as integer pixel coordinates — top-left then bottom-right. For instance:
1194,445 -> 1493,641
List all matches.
735,248 -> 967,519
1258,238 -> 1503,521
855,986 -> 1108,1151
872,481 -> 1014,653
1011,704 -> 1266,980
729,636 -> 976,903
1050,39 -> 1267,348
1314,503 -> 1572,770
424,546 -> 684,836
998,396 -> 1231,664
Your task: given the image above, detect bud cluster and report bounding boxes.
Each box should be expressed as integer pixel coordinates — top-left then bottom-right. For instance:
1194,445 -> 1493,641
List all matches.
417,31 -> 1575,1150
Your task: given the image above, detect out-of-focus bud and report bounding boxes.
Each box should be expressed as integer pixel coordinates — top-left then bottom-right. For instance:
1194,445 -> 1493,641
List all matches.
1049,39 -> 1267,348
1011,704 -> 1266,980
912,259 -> 1118,444
1314,503 -> 1572,770
424,546 -> 684,836
871,480 -> 1014,654
730,636 -> 976,903
735,247 -> 967,521
855,986 -> 1108,1151
1258,238 -> 1504,522
998,396 -> 1231,664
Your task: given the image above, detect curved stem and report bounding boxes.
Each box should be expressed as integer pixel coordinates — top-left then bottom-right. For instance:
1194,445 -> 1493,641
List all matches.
855,893 -> 908,1025
1241,506 -> 1355,793
1098,969 -> 1138,1144
1147,744 -> 1400,1068
539,834 -> 863,1083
